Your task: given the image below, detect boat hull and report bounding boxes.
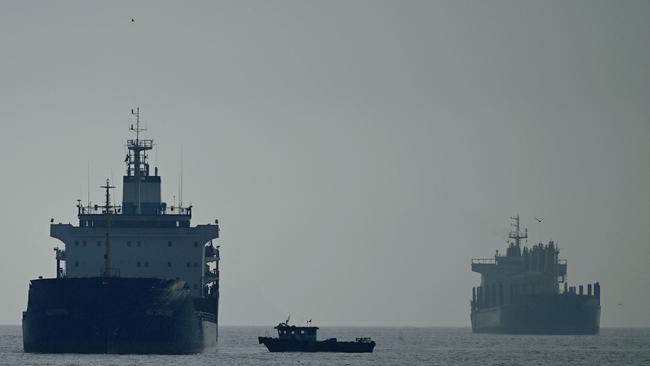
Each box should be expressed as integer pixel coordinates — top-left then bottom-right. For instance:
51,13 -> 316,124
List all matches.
471,294 -> 600,335
258,337 -> 375,353
22,277 -> 218,354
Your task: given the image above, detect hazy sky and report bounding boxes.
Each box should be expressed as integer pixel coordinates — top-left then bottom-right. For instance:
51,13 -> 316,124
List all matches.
0,1 -> 648,327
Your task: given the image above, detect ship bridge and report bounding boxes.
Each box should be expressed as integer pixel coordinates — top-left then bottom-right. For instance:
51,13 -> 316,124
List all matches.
470,216 -> 570,310
49,109 -> 220,299
471,255 -> 567,279
472,215 -> 566,283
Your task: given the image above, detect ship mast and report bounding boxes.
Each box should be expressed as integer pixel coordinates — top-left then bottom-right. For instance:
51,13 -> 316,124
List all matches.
100,179 -> 118,277
509,214 -> 528,249
126,107 -> 153,215
133,108 -> 142,214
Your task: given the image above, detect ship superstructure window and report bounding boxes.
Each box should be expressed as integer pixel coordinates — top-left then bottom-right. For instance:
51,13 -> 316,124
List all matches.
137,261 -> 141,268
168,241 -> 172,247
127,241 -> 132,247
194,241 -> 198,247
167,262 -> 172,267
74,261 -> 79,267
97,241 -> 101,246
82,241 -> 87,246
186,262 -> 190,268
75,241 -> 79,246
137,241 -> 141,247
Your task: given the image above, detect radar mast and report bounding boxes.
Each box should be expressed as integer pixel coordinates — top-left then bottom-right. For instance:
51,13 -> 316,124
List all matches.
509,215 -> 528,246
507,214 -> 528,256
126,107 -> 153,215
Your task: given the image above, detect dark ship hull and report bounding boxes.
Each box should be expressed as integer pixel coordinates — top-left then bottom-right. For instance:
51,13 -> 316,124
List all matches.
22,277 -> 218,354
258,337 -> 375,353
471,293 -> 600,335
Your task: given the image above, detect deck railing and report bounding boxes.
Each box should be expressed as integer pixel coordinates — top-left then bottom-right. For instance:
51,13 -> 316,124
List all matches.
471,258 -> 496,264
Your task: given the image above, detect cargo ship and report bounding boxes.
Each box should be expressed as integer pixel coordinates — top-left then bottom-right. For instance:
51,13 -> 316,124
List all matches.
22,109 -> 221,353
470,216 -> 600,334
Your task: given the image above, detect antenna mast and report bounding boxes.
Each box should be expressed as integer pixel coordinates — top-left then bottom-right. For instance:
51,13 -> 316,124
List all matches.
509,214 -> 528,247
100,179 -> 119,277
180,145 -> 183,209
133,108 -> 141,214
87,162 -> 90,210
133,107 -> 142,142
127,107 -> 152,215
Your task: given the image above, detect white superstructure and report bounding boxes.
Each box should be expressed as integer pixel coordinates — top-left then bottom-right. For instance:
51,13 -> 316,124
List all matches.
50,109 -> 220,298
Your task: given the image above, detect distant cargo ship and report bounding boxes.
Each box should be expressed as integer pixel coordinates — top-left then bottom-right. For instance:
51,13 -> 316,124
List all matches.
22,109 -> 221,353
470,216 -> 600,334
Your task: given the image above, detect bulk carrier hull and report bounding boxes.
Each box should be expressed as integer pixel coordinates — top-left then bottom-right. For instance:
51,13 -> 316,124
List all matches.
471,294 -> 600,335
22,277 -> 218,354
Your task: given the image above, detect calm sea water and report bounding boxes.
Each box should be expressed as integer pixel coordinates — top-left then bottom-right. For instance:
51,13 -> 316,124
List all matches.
2,326 -> 649,366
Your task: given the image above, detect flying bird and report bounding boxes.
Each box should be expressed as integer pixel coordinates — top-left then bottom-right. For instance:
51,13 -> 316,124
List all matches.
535,217 -> 543,223
131,18 -> 135,22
